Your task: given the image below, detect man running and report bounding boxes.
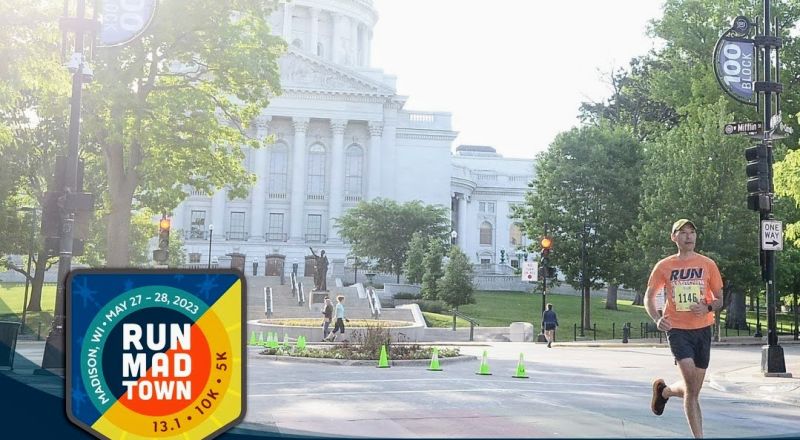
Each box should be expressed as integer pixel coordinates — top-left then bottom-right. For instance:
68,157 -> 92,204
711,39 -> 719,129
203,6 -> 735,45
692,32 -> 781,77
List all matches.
644,219 -> 723,439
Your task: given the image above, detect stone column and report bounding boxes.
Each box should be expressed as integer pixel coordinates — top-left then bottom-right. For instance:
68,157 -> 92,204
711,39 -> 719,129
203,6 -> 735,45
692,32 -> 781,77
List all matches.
367,121 -> 383,199
331,12 -> 341,64
282,3 -> 293,41
350,17 -> 359,66
457,193 -> 467,249
211,186 -> 227,239
359,25 -> 368,66
289,117 -> 309,242
327,119 -> 347,243
310,8 -> 319,55
366,30 -> 373,66
249,116 -> 270,241
171,204 -> 184,237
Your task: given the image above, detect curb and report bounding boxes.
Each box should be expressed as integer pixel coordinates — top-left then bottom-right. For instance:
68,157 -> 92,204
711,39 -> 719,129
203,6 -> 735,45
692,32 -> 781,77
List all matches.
250,352 -> 478,367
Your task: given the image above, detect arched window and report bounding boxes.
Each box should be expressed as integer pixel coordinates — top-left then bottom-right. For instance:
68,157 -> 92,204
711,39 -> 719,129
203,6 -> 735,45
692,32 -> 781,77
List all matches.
317,42 -> 324,57
510,223 -> 523,246
307,144 -> 326,198
268,143 -> 288,198
292,38 -> 303,49
344,144 -> 363,201
480,221 -> 493,245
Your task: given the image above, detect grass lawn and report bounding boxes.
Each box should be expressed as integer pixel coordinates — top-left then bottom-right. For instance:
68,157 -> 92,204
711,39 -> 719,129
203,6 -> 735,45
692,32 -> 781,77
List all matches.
0,283 -> 57,337
450,290 -> 798,340
422,312 -> 470,328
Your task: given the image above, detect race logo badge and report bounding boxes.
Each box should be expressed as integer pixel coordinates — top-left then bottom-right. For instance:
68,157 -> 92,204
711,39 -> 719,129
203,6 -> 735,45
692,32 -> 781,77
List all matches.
66,269 -> 246,439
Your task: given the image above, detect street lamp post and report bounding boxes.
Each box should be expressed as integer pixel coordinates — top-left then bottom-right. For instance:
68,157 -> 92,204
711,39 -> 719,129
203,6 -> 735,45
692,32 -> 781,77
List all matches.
207,224 -> 214,269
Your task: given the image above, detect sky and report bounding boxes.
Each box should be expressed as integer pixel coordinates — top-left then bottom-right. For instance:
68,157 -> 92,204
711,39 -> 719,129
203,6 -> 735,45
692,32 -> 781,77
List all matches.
371,0 -> 665,159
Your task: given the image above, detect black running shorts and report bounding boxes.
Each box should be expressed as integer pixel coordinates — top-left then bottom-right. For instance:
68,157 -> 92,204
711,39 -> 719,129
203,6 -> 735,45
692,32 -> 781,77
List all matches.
666,325 -> 712,369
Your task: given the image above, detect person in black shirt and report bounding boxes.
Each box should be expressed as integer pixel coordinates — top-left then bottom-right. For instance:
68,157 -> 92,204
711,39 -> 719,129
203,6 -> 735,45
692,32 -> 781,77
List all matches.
542,303 -> 559,348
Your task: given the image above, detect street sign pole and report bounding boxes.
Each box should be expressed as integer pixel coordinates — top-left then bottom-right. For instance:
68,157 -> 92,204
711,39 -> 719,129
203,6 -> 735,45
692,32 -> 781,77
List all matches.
40,0 -> 96,373
759,0 -> 787,375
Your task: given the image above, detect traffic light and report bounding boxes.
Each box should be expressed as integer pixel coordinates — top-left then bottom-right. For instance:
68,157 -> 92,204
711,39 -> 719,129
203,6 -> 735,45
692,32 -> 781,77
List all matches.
745,143 -> 771,211
540,236 -> 553,265
158,217 -> 171,250
154,217 -> 170,263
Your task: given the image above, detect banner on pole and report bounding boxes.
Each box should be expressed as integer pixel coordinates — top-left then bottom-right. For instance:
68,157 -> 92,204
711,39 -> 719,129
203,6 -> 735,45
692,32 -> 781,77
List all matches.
98,0 -> 158,47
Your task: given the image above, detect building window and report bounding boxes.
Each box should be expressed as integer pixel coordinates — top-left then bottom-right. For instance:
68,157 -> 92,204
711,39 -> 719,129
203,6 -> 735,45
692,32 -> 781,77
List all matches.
307,144 -> 326,198
306,214 -> 324,242
479,201 -> 496,213
479,221 -> 493,245
267,213 -> 285,242
268,143 -> 288,198
317,42 -> 324,57
228,211 -> 246,240
292,38 -> 303,48
480,258 -> 491,264
190,210 -> 206,239
511,259 -> 520,269
344,144 -> 363,201
510,223 -> 523,246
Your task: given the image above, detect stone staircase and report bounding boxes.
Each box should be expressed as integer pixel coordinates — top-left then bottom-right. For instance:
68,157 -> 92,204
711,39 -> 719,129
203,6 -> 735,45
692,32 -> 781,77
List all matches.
245,276 -> 414,322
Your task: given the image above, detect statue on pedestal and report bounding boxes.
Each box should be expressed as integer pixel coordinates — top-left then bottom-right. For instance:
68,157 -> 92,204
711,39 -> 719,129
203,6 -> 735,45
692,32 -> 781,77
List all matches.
309,247 -> 328,291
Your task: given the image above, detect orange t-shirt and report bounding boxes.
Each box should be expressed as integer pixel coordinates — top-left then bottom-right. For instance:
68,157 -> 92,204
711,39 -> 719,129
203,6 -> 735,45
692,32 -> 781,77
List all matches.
647,253 -> 723,330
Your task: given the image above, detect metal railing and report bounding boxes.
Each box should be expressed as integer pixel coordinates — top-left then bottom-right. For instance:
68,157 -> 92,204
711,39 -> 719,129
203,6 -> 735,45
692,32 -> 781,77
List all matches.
264,287 -> 273,318
225,231 -> 249,241
305,233 -> 326,243
297,281 -> 306,306
451,309 -> 479,341
265,232 -> 288,242
184,230 -> 210,240
366,287 -> 382,319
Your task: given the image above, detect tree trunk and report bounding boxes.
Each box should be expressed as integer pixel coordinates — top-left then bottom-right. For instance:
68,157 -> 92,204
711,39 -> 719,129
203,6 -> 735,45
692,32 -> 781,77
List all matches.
724,289 -> 749,330
26,250 -> 50,312
105,141 -> 138,266
106,202 -> 134,266
605,284 -> 619,310
632,291 -> 644,306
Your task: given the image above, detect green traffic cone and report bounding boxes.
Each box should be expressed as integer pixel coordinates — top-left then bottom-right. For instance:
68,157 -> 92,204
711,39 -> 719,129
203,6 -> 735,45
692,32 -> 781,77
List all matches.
297,335 -> 306,350
258,331 -> 265,347
427,347 -> 443,371
270,332 -> 279,348
475,350 -> 492,375
377,345 -> 390,368
512,353 -> 529,379
249,331 -> 257,346
283,333 -> 289,347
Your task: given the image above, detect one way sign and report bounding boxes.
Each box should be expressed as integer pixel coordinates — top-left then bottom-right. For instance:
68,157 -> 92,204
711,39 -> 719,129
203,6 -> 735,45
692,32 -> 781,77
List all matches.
761,220 -> 783,251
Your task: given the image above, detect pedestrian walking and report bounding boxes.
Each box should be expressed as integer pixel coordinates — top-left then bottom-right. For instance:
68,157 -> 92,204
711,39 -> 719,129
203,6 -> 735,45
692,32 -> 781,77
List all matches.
324,295 -> 349,342
542,303 -> 558,348
645,219 -> 723,438
321,296 -> 333,341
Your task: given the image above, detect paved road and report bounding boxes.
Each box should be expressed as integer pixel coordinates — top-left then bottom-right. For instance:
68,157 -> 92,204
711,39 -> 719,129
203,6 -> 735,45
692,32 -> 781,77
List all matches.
243,343 -> 800,438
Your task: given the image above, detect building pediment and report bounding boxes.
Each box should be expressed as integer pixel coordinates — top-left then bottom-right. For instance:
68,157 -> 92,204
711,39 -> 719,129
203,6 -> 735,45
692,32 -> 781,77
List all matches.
279,50 -> 395,97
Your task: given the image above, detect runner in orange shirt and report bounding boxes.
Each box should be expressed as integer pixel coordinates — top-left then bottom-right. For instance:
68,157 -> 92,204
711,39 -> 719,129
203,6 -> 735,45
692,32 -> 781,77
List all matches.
644,219 -> 723,439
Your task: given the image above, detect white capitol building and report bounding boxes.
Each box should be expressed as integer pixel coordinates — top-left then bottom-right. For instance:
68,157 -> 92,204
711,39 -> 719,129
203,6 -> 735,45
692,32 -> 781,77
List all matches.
170,0 -> 535,276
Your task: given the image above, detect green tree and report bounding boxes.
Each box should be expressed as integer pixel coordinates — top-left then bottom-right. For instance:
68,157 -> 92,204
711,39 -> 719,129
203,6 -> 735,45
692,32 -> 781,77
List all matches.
420,238 -> 445,300
438,246 -> 475,310
402,232 -> 426,285
0,0 -> 69,310
78,0 -> 285,266
514,123 -> 643,318
336,198 -> 449,282
627,99 -> 759,329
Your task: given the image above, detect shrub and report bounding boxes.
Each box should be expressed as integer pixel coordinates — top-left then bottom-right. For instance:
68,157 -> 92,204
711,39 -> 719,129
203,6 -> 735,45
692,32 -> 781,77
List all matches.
416,299 -> 447,314
394,292 -> 422,300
